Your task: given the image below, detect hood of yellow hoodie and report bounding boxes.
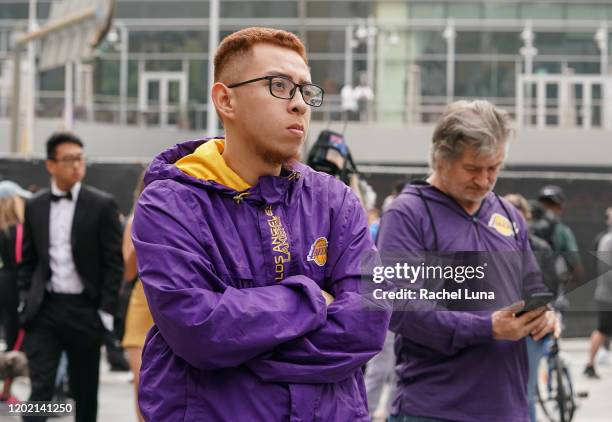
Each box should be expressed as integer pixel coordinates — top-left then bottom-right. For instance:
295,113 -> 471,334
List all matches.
174,138 -> 251,192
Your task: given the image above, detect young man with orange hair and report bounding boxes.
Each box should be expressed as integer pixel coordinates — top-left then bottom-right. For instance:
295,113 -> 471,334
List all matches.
132,27 -> 390,421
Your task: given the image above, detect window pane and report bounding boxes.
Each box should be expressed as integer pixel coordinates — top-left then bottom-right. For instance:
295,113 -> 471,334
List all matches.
116,1 -> 208,19
39,67 -> 64,91
447,3 -> 481,19
412,31 -> 446,55
566,5 -> 606,20
0,3 -> 29,19
94,59 -> 120,96
221,1 -> 297,18
520,3 -> 564,20
483,3 -> 518,19
307,1 -> 371,18
307,30 -> 346,53
187,60 -> 207,103
408,3 -> 445,19
456,31 -> 521,55
130,31 -> 208,53
454,61 -> 516,98
415,60 -> 445,97
536,32 -> 598,56
309,59 -> 344,93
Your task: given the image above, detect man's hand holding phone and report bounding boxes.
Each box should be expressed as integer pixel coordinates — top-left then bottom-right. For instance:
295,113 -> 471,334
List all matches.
492,301 -> 548,341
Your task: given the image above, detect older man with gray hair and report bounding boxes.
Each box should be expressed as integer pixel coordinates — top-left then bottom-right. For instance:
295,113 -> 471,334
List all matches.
377,100 -> 555,422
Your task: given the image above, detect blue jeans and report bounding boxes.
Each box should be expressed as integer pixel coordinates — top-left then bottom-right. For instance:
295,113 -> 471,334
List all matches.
526,335 -> 552,422
364,331 -> 396,415
389,415 -> 451,422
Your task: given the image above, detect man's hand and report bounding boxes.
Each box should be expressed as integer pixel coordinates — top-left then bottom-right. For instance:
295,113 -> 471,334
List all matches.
492,301 -> 547,341
98,310 -> 114,332
530,310 -> 556,341
321,290 -> 335,306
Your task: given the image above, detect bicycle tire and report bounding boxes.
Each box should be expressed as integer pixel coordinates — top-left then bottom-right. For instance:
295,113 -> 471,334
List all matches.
536,355 -> 576,422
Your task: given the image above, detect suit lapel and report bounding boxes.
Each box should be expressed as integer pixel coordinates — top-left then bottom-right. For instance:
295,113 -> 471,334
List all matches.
71,186 -> 88,250
39,191 -> 51,262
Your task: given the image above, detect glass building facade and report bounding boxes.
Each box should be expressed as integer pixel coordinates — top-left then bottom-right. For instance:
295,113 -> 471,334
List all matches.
0,0 -> 611,128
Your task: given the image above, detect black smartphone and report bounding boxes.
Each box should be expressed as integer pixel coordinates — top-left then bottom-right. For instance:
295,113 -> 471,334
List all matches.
515,292 -> 554,317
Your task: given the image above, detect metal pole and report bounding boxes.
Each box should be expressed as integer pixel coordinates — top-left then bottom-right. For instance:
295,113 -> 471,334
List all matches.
520,21 -> 538,126
298,0 -> 307,48
595,22 -> 608,75
583,81 -> 592,130
520,21 -> 536,76
602,33 -> 608,76
120,24 -> 129,125
366,15 -> 376,92
159,76 -> 168,127
10,48 -> 22,153
206,0 -> 220,137
24,0 -> 37,154
515,62 -> 524,128
344,24 -> 354,87
64,62 -> 73,130
443,19 -> 456,103
376,32 -> 385,121
74,61 -> 81,106
536,78 -> 545,129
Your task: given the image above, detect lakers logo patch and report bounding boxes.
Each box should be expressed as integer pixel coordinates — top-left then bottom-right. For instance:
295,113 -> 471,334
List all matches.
488,213 -> 515,237
307,237 -> 328,267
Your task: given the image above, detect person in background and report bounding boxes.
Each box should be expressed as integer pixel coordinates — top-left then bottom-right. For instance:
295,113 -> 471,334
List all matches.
18,132 -> 123,422
0,181 -> 31,403
0,182 -> 30,352
368,207 -> 381,242
381,180 -> 407,212
121,171 -> 152,422
378,100 -> 555,422
537,185 -> 584,287
505,193 -> 559,422
585,207 -> 612,379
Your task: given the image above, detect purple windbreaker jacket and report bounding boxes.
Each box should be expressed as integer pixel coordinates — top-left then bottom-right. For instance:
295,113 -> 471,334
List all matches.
132,139 -> 390,421
378,183 -> 544,422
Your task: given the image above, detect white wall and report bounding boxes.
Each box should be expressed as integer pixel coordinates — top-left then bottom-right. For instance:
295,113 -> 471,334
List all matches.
1,118 -> 612,168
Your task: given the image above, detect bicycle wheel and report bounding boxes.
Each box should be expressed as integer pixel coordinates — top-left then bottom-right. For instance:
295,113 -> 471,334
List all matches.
560,366 -> 576,422
536,356 -> 576,422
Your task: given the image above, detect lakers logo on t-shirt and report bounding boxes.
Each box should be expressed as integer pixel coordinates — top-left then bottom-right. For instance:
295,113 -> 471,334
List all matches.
307,237 -> 328,267
488,213 -> 515,237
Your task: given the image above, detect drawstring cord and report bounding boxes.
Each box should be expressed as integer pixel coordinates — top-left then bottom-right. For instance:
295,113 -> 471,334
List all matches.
233,171 -> 299,204
233,192 -> 250,204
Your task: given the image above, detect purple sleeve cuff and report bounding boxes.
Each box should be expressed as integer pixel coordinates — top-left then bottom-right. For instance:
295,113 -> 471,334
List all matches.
465,313 -> 494,345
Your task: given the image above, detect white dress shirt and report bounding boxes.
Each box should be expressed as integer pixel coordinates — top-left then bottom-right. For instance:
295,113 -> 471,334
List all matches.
48,181 -> 83,293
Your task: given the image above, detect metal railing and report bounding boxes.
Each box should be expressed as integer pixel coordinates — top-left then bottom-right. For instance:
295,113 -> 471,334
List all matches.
516,73 -> 612,130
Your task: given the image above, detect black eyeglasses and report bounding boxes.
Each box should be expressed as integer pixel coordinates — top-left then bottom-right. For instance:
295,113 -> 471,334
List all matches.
227,75 -> 324,107
54,154 -> 86,166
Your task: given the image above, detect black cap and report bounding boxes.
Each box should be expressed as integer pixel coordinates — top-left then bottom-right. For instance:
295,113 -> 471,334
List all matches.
538,185 -> 565,206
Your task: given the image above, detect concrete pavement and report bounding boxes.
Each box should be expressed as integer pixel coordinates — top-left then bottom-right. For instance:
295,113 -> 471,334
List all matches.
2,338 -> 611,421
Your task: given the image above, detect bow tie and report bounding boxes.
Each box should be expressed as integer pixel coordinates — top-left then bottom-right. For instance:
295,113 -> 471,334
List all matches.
51,191 -> 73,202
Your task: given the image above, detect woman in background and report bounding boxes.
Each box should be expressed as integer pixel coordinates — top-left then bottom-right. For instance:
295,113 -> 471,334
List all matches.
121,172 -> 152,422
0,181 -> 31,402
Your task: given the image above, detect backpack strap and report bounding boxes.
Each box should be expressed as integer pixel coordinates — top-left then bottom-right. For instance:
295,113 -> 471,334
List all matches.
414,185 -> 439,252
15,223 -> 23,264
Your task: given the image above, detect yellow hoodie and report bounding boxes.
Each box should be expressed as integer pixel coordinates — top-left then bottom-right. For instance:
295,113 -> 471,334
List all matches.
175,139 -> 251,191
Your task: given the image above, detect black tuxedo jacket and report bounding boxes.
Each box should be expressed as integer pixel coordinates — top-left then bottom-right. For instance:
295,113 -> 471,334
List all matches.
18,184 -> 123,326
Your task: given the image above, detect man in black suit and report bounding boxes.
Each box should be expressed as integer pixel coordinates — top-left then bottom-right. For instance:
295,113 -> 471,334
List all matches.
18,132 -> 123,422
